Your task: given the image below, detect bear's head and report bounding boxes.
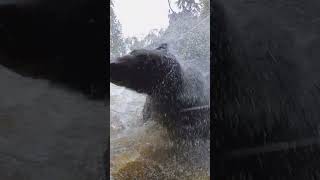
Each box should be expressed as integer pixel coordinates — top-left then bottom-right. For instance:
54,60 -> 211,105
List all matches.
110,44 -> 182,95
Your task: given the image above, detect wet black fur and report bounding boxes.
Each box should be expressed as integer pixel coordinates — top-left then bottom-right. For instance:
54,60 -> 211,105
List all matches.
110,44 -> 209,139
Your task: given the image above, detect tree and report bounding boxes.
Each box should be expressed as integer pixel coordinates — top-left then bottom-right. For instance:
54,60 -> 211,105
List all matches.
199,0 -> 210,17
157,0 -> 210,72
176,0 -> 201,15
124,29 -> 165,52
124,37 -> 143,52
110,0 -> 126,60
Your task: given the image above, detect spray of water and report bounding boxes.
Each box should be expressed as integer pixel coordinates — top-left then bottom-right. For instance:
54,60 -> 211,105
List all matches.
110,2 -> 210,179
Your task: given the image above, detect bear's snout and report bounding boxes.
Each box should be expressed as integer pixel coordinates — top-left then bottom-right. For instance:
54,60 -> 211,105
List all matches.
110,62 -> 126,83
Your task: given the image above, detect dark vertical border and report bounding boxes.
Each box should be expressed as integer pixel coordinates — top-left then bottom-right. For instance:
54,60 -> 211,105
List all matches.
105,0 -> 111,179
210,1 -> 214,178
211,1 -> 230,178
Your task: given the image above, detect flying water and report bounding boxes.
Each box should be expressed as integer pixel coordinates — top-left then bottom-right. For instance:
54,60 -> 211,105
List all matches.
110,13 -> 210,179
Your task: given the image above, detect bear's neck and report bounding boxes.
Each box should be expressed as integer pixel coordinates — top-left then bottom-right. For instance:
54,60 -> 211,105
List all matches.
150,68 -> 184,104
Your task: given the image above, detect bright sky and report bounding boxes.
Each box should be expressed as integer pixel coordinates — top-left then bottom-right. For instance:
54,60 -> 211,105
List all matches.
113,0 -> 178,39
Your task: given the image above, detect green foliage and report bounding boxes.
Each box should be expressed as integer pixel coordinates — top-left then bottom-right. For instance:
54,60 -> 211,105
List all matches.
124,37 -> 143,52
124,29 -> 165,52
110,0 -> 210,74
110,0 -> 126,60
176,0 -> 201,15
199,0 -> 210,17
154,0 -> 210,72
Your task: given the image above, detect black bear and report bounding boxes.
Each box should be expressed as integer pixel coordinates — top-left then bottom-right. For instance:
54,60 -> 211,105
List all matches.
213,1 -> 320,179
110,44 -> 210,139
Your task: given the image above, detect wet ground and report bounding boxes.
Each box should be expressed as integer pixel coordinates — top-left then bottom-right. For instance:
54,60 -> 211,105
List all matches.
0,65 -> 107,180
110,83 -> 210,180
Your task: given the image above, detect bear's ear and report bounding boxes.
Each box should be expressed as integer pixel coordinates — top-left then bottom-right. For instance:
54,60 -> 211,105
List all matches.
156,43 -> 168,53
